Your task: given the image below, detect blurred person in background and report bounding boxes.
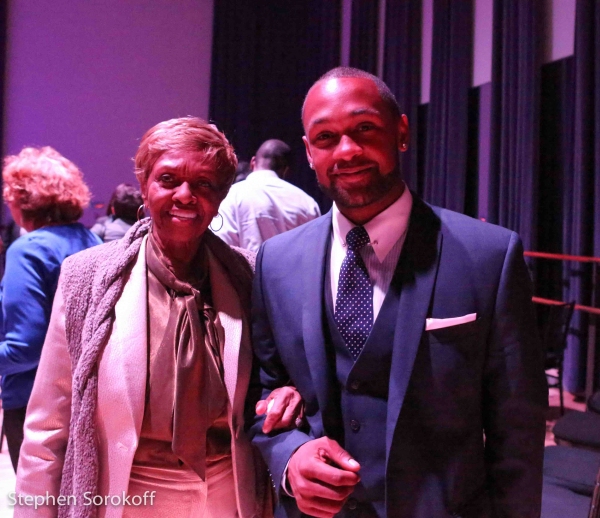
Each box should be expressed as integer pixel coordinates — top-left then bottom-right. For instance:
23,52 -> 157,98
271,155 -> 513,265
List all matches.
91,183 -> 144,242
217,139 -> 320,252
233,159 -> 251,183
15,118 -> 300,517
0,146 -> 101,472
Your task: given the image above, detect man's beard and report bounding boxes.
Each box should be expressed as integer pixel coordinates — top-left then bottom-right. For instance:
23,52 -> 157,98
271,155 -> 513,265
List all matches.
317,164 -> 403,209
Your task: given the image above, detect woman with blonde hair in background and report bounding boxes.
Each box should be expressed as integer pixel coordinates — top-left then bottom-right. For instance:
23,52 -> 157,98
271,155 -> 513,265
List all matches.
15,118 -> 300,518
0,147 -> 101,472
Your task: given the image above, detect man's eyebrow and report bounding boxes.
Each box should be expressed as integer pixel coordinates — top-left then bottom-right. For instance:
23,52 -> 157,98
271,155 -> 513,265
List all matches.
310,117 -> 329,128
309,108 -> 381,128
350,108 -> 380,117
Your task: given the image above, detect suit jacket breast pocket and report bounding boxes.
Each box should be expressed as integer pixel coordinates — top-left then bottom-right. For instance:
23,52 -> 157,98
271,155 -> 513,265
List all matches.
427,317 -> 481,344
424,318 -> 484,407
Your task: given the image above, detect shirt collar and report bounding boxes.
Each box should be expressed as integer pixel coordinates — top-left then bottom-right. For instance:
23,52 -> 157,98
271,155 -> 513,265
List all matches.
332,184 -> 412,263
246,169 -> 279,180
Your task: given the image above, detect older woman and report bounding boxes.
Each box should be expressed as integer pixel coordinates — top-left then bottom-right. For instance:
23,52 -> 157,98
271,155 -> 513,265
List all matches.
15,118 -> 299,518
0,147 -> 101,472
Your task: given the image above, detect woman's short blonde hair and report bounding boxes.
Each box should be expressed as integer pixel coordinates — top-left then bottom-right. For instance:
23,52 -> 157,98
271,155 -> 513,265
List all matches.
134,117 -> 238,191
3,146 -> 91,224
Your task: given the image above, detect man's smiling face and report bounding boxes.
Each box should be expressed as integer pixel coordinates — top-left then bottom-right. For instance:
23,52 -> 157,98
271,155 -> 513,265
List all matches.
302,76 -> 408,223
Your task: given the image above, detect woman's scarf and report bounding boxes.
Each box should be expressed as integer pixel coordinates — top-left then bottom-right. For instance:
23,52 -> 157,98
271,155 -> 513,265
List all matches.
145,233 -> 227,480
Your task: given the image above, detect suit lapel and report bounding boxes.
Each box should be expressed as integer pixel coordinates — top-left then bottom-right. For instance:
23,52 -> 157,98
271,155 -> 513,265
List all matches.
386,198 -> 442,454
302,212 -> 336,423
204,233 -> 254,412
207,247 -> 246,407
100,236 -> 148,438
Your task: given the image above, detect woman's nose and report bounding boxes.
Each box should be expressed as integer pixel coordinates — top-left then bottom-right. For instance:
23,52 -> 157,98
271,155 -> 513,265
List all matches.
172,182 -> 195,204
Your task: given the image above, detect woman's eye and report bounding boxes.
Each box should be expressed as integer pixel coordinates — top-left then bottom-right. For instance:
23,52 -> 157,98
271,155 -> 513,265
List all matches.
357,123 -> 374,132
159,174 -> 175,185
193,180 -> 214,190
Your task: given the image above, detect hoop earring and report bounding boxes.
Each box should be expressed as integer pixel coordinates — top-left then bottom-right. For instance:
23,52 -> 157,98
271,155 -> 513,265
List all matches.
137,204 -> 146,221
210,213 -> 224,232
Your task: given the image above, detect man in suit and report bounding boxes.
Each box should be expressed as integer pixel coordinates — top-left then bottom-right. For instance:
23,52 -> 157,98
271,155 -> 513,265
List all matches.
247,67 -> 547,518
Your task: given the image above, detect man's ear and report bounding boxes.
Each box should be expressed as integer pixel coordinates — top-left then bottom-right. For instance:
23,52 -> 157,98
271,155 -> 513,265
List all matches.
302,136 -> 314,169
398,114 -> 410,152
250,156 -> 256,171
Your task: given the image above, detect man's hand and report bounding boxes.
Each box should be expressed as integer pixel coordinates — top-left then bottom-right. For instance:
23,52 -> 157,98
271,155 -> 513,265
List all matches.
255,386 -> 303,433
287,437 -> 361,518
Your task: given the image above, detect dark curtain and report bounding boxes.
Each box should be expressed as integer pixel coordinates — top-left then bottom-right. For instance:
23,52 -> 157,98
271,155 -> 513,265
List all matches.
487,0 -> 542,252
383,0 -> 422,194
349,0 -> 379,74
423,0 -> 473,212
209,0 -> 341,212
562,0 -> 600,393
464,86 -> 480,218
537,59 -> 574,301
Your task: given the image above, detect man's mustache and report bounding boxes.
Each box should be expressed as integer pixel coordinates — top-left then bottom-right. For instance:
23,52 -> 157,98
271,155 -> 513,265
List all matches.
330,160 -> 377,174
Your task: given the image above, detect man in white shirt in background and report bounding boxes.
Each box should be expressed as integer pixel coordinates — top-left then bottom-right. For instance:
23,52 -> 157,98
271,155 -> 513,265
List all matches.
216,139 -> 321,252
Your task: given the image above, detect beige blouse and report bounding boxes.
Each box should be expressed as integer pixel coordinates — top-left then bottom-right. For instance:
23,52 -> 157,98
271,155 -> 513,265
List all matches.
126,254 -> 238,517
133,264 -> 231,468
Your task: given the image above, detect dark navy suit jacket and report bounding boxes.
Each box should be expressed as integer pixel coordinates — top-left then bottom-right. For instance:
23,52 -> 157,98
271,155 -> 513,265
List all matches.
247,196 -> 547,518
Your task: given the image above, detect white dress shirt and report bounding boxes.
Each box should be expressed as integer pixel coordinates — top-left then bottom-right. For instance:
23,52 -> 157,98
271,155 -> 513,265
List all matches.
331,185 -> 412,320
280,185 -> 412,495
216,170 -> 321,252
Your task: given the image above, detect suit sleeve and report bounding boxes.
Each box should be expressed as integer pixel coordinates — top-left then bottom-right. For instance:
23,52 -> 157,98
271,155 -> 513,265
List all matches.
246,245 -> 311,498
482,232 -> 547,516
14,275 -> 71,518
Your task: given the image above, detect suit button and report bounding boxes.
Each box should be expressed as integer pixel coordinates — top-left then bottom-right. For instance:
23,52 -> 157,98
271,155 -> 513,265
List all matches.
350,419 -> 360,432
349,380 -> 360,391
347,498 -> 358,510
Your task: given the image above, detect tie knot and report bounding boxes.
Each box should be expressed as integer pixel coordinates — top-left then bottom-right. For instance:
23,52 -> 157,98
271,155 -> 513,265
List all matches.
345,226 -> 370,251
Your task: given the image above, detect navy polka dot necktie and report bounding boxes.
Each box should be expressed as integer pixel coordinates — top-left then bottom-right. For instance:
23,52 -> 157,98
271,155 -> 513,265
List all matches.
334,226 -> 373,360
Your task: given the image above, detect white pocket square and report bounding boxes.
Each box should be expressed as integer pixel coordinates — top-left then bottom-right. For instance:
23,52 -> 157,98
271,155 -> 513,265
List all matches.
425,313 -> 477,331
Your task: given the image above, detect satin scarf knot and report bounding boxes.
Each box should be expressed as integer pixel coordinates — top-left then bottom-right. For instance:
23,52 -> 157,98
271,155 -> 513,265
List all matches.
146,234 -> 226,480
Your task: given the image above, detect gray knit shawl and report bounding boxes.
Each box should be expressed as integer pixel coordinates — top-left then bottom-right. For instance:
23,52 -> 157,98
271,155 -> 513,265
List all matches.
57,219 -> 254,518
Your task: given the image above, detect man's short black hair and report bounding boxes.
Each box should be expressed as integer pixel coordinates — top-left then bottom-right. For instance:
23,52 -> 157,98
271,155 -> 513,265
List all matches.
254,139 -> 292,176
302,67 -> 401,121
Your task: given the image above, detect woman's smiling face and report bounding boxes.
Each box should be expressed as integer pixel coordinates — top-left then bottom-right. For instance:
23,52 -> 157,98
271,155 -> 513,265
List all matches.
142,149 -> 229,253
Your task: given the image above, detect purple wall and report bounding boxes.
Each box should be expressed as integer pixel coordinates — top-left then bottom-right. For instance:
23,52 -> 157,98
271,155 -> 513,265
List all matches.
545,0 -> 576,63
473,0 -> 493,87
3,0 -> 214,225
421,0 -> 432,104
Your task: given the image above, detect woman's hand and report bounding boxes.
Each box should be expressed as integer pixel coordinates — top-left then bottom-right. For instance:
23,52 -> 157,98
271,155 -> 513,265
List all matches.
255,386 -> 303,433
